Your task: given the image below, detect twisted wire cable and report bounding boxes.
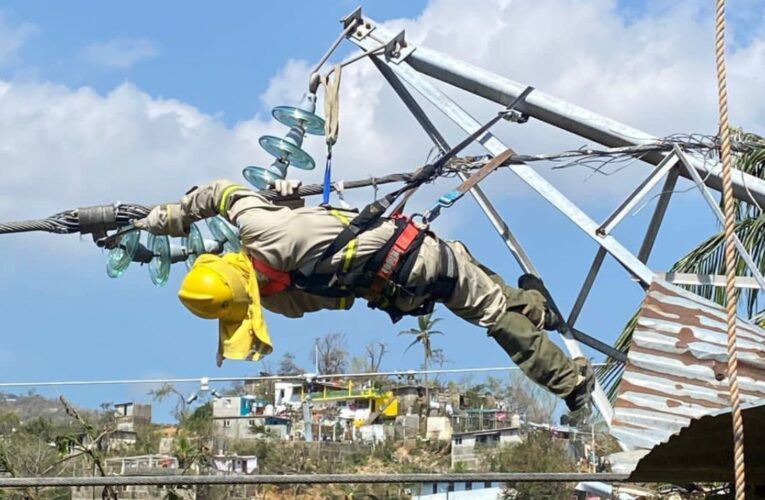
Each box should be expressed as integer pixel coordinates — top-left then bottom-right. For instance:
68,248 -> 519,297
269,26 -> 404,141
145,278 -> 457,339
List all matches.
0,137 -> 759,236
714,0 -> 747,497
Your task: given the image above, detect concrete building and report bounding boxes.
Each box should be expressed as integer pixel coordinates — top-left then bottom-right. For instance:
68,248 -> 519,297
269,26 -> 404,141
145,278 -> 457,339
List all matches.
114,402 -> 152,431
450,426 -> 523,469
105,402 -> 152,450
425,416 -> 452,441
211,454 -> 258,474
274,381 -> 303,411
213,396 -> 291,441
414,482 -> 504,499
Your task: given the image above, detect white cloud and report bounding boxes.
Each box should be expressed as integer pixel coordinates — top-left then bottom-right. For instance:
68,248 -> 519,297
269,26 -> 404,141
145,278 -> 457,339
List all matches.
0,81 -> 282,218
82,38 -> 159,69
0,12 -> 38,65
2,0 -> 765,223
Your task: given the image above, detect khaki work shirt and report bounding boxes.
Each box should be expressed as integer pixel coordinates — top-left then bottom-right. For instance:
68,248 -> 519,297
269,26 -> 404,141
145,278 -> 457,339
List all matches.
180,179 -> 428,317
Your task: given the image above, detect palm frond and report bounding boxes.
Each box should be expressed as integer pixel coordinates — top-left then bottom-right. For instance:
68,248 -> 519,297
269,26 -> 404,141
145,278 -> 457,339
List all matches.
404,338 -> 421,353
670,214 -> 765,317
604,130 -> 765,401
596,311 -> 639,401
417,314 -> 432,331
729,128 -> 765,220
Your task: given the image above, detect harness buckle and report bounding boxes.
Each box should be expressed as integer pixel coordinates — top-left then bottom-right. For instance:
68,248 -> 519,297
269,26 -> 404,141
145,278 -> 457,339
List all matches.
424,190 -> 464,222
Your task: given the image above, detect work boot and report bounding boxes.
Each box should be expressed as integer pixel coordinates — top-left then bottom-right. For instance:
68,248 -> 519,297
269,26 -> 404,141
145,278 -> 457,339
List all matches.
517,274 -> 561,331
488,311 -> 580,398
564,357 -> 595,412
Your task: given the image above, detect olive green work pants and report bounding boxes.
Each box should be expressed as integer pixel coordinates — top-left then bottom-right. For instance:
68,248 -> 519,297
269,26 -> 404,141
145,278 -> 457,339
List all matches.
425,239 -> 579,397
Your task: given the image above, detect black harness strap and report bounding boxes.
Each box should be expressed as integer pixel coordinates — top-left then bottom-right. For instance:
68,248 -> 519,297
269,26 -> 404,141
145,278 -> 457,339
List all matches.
290,88 -> 535,321
301,86 -> 536,280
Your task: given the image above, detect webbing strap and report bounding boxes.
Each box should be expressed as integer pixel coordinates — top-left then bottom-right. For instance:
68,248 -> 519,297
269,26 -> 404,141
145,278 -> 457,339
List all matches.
328,209 -> 357,309
376,221 -> 420,282
252,258 -> 291,296
252,209 -> 357,298
322,152 -> 333,205
329,209 -> 357,274
309,194 -> 395,276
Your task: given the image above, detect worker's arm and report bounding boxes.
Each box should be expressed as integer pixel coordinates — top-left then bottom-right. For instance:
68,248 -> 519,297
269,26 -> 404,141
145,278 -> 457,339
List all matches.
135,179 -> 284,237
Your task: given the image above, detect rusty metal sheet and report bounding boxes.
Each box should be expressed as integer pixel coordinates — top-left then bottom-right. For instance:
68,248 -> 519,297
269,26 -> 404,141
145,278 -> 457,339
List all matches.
627,399 -> 765,483
610,279 -> 765,451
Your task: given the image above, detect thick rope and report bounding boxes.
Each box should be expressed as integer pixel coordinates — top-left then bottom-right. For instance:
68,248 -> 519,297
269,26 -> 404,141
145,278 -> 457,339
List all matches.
714,0 -> 746,497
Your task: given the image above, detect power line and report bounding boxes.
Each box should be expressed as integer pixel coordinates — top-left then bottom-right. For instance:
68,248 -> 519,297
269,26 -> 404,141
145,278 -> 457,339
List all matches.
0,473 -> 630,488
0,364 -> 606,389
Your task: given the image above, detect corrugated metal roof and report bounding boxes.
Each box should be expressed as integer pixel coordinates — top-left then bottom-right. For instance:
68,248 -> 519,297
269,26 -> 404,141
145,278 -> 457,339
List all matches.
628,398 -> 765,483
610,279 -> 765,451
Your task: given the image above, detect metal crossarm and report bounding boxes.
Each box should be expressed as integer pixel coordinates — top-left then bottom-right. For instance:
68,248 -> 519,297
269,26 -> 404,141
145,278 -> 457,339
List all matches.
673,145 -> 765,291
354,34 -> 623,427
568,248 -> 607,327
637,168 -> 679,264
597,153 -> 680,237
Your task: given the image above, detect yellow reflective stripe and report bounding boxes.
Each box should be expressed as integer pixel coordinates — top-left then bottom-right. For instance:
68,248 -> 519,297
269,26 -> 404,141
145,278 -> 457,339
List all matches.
164,204 -> 172,229
329,209 -> 357,310
343,238 -> 357,273
218,184 -> 246,215
329,209 -> 350,225
329,209 -> 357,272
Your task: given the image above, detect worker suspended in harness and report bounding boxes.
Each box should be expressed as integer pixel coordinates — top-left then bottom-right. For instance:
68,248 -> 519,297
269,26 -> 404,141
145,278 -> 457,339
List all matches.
134,177 -> 595,412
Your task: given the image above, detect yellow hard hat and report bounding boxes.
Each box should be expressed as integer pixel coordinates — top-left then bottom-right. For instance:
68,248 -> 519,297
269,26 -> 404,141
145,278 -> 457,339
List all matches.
178,254 -> 249,322
178,253 -> 273,366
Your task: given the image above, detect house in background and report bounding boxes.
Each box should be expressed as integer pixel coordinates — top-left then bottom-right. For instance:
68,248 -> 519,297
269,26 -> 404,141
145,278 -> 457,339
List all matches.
211,454 -> 258,475
114,402 -> 152,430
109,402 -> 152,450
450,426 -> 523,469
414,481 -> 504,499
213,396 -> 291,441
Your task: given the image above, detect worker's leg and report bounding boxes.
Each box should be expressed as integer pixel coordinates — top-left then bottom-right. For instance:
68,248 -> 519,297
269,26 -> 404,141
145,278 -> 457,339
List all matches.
440,240 -> 580,398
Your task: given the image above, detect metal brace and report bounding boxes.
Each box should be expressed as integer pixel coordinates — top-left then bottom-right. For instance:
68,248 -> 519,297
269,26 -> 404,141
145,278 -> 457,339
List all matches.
383,30 -> 415,64
346,9 -> 375,41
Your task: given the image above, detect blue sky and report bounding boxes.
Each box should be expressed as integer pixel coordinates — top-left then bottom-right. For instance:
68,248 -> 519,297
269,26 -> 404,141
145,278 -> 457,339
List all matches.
0,0 -> 763,422
0,1 -> 426,124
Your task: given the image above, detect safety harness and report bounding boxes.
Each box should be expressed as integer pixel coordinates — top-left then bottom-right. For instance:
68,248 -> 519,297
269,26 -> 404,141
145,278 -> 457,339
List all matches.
251,210 -> 456,323
250,87 -> 534,322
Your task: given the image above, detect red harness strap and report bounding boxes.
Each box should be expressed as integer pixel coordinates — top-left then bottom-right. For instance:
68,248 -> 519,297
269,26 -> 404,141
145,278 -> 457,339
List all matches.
250,257 -> 291,296
252,218 -> 423,298
371,219 -> 421,293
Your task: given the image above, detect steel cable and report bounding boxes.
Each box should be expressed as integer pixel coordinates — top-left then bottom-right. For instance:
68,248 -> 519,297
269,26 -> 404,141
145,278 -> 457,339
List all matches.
0,473 -> 630,488
0,138 -> 759,236
714,0 -> 747,497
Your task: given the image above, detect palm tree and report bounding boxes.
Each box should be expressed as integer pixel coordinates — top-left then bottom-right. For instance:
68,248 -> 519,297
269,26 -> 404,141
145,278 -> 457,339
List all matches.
399,313 -> 444,411
601,130 -> 765,397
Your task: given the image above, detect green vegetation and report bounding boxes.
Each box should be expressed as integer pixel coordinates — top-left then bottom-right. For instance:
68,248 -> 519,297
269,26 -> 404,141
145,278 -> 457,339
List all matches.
604,131 -> 765,394
482,430 -> 576,500
399,313 -> 445,407
0,329 -> 613,499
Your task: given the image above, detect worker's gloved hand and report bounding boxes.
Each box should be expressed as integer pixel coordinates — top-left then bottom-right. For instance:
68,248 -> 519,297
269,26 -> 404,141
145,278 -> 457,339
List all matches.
133,204 -> 189,237
271,179 -> 302,197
